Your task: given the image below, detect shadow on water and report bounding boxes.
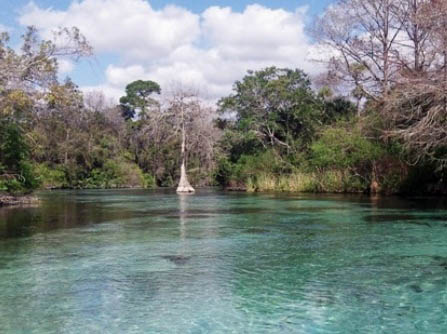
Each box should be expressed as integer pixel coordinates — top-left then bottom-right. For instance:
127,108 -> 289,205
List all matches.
266,191 -> 447,209
363,215 -> 436,227
0,194 -> 138,240
0,191 -> 271,240
4,189 -> 447,240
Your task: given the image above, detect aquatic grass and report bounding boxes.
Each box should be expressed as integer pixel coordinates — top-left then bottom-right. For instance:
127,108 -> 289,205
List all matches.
245,176 -> 257,192
247,170 -> 367,193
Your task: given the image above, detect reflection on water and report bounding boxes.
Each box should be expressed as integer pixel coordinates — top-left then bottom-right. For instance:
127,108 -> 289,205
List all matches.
0,190 -> 447,333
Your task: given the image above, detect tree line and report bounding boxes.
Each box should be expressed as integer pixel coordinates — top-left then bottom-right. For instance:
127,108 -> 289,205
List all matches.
2,0 -> 447,195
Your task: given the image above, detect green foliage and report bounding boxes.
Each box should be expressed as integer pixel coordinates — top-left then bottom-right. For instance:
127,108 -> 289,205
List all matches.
310,121 -> 384,171
217,129 -> 264,163
79,159 -> 149,189
217,110 -> 407,194
218,67 -> 323,153
215,67 -> 378,192
308,120 -> 389,192
215,157 -> 235,187
239,171 -> 364,193
215,150 -> 288,188
119,80 -> 161,120
1,123 -> 28,170
0,122 -> 39,194
142,173 -> 157,189
34,157 -> 156,190
322,97 -> 357,124
34,163 -> 66,189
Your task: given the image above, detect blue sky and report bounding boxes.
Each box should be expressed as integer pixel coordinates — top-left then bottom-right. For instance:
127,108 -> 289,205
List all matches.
1,0 -> 334,17
0,0 -> 335,101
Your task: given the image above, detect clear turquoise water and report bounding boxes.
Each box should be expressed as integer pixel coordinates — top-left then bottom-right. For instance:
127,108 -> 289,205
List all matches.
0,190 -> 447,333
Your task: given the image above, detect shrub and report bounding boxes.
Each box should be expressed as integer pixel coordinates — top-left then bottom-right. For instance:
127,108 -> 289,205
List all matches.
309,121 -> 385,191
34,163 -> 66,189
0,122 -> 39,194
87,159 -> 146,188
310,122 -> 384,171
142,173 -> 157,189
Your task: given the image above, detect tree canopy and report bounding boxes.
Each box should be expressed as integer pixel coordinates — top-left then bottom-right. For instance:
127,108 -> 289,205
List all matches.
218,67 -> 322,154
119,80 -> 161,120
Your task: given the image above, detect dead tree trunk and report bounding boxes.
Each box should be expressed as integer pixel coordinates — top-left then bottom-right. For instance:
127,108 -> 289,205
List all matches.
176,104 -> 195,194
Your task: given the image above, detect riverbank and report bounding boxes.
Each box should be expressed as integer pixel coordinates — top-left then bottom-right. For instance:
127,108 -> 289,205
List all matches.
225,171 -> 394,195
0,194 -> 39,207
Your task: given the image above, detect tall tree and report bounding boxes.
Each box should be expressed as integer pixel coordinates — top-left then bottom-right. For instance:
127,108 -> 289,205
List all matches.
394,0 -> 435,74
384,0 -> 447,163
0,26 -> 92,193
161,85 -> 219,192
218,67 -> 322,155
313,0 -> 404,101
164,87 -> 198,193
119,80 -> 161,120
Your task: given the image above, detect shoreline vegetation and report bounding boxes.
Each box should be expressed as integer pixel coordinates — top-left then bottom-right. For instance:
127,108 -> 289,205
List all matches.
3,1 -> 447,198
0,194 -> 39,207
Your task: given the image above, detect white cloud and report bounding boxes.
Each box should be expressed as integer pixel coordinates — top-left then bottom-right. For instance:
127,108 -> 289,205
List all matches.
105,65 -> 147,86
19,1 -> 321,102
19,0 -> 200,60
81,84 -> 125,101
202,5 -> 310,61
57,58 -> 75,74
0,24 -> 12,33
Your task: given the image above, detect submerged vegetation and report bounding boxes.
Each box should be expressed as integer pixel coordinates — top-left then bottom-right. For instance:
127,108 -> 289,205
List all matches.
2,0 -> 447,196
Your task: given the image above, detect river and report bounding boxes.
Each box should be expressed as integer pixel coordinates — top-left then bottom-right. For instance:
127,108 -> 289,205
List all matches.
0,189 -> 446,333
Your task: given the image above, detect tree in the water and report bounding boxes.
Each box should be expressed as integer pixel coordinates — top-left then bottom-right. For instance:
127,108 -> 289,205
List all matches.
164,86 -> 218,193
165,88 -> 196,193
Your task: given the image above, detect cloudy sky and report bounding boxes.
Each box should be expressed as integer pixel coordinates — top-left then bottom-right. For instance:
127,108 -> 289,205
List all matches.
0,0 -> 334,101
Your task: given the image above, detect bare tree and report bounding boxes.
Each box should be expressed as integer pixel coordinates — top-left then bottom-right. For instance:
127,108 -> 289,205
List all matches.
0,26 -> 92,93
313,0 -> 404,102
393,0 -> 435,74
165,86 -> 197,193
163,85 -> 219,193
384,0 -> 447,163
314,0 -> 447,162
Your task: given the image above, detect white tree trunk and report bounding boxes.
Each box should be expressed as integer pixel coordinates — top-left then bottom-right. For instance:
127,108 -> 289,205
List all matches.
176,105 -> 195,194
177,160 -> 194,193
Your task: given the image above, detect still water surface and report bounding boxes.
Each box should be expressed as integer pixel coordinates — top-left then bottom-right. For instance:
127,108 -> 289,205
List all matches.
0,190 -> 447,333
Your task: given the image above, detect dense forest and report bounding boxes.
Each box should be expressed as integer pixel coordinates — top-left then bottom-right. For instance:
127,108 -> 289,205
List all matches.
2,0 -> 447,196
